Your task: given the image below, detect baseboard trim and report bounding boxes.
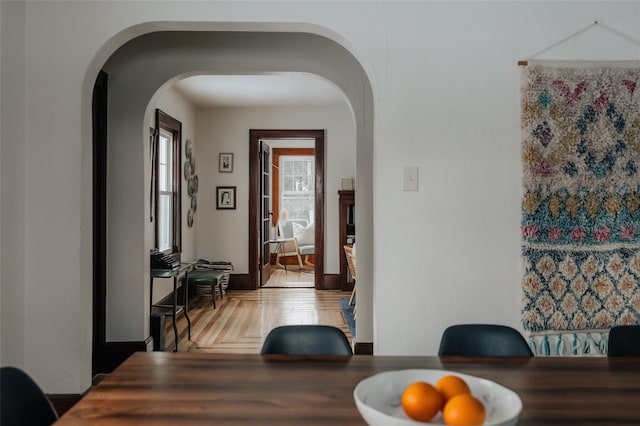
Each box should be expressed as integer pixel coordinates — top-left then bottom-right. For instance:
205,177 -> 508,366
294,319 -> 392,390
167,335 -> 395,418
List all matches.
225,273 -> 347,291
322,273 -> 341,290
48,393 -> 84,417
94,337 -> 153,374
228,273 -> 250,289
354,342 -> 374,355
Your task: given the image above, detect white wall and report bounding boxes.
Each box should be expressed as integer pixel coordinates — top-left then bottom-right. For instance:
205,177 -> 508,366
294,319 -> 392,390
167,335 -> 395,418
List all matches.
195,105 -> 355,273
0,0 -> 27,368
0,1 -> 639,392
146,86 -> 198,305
104,83 -> 199,340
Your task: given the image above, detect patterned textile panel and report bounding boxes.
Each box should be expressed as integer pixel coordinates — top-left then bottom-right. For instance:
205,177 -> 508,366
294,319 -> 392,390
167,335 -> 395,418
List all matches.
520,64 -> 640,354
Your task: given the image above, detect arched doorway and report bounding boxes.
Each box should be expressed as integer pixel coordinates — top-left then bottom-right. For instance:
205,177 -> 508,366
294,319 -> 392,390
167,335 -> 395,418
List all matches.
87,27 -> 374,373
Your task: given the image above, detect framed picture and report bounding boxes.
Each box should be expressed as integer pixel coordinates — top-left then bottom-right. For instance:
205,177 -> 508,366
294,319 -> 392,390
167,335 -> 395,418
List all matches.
216,186 -> 236,210
219,153 -> 234,173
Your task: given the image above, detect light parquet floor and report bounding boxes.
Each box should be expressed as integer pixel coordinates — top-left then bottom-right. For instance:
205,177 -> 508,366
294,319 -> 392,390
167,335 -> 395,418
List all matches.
165,270 -> 351,353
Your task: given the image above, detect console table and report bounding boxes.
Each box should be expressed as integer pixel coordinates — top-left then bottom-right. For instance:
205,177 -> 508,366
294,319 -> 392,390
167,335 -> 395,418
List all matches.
150,263 -> 192,352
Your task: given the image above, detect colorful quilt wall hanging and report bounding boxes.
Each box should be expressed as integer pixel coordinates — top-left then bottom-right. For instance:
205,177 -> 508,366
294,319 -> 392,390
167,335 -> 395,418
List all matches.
521,62 -> 640,355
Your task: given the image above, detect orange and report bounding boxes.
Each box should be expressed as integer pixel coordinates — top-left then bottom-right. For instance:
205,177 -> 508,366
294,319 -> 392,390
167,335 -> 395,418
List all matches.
442,394 -> 486,426
401,381 -> 443,422
435,375 -> 471,404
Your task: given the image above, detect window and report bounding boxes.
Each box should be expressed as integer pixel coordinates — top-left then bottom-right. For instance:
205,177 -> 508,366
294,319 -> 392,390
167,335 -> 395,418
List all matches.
279,155 -> 314,223
155,110 -> 181,253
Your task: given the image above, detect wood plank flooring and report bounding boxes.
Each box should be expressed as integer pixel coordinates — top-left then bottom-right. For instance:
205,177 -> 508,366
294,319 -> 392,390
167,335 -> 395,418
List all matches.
261,265 -> 315,288
165,270 -> 351,353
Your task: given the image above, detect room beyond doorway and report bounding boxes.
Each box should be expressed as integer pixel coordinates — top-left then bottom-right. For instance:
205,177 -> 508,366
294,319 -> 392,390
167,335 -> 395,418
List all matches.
248,129 -> 326,290
262,268 -> 315,288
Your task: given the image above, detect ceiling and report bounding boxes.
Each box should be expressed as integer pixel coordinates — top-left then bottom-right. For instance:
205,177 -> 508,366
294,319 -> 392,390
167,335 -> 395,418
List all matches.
172,74 -> 346,108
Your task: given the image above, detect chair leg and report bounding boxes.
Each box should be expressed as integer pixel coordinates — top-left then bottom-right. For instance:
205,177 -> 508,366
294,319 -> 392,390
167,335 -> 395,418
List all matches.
349,285 -> 356,306
296,252 -> 303,269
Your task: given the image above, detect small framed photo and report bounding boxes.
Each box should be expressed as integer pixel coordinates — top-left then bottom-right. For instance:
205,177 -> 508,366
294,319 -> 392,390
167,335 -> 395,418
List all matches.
216,186 -> 236,210
219,153 -> 234,173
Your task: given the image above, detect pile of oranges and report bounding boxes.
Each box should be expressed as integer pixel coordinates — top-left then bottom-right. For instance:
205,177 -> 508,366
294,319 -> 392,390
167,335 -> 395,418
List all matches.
400,375 -> 486,425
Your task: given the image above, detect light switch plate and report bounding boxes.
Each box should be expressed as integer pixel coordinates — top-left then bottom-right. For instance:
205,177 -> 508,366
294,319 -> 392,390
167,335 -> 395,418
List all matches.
403,166 -> 419,191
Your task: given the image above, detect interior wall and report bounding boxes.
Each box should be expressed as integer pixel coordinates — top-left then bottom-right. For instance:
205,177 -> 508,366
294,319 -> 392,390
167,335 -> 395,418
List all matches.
144,86 -> 198,305
0,0 -> 27,368
195,105 -> 356,273
0,1 -> 638,393
371,3 -> 639,356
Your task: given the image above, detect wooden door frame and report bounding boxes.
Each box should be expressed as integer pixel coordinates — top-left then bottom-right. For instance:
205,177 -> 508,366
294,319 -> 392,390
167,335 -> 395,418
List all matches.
259,141 -> 272,285
249,129 -> 325,290
92,70 -> 108,374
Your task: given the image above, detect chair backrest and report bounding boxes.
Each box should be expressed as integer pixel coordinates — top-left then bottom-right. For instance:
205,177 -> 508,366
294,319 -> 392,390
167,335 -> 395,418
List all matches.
0,366 -> 59,426
279,219 -> 308,239
344,245 -> 357,280
438,324 -> 533,357
608,325 -> 640,356
260,325 -> 353,355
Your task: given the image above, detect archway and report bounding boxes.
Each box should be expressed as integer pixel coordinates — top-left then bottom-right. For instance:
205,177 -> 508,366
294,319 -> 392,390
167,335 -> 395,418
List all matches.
85,27 -> 374,371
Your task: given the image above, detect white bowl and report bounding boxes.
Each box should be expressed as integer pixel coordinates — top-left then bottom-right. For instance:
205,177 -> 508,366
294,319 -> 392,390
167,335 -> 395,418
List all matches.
353,369 -> 522,426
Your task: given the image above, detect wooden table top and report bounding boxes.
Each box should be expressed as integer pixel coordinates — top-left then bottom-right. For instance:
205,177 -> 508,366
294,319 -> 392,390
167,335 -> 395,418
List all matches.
57,352 -> 640,425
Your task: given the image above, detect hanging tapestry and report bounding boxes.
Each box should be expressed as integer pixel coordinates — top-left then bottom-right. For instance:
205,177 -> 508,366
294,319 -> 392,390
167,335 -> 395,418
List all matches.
520,63 -> 640,355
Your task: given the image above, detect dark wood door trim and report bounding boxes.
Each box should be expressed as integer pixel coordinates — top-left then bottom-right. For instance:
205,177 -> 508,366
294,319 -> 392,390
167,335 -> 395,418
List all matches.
92,70 -> 108,375
92,72 -> 154,374
249,130 -> 325,290
260,141 -> 271,285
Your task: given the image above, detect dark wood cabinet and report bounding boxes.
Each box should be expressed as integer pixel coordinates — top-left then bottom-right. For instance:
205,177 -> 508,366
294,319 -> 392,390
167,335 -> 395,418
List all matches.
339,190 -> 355,291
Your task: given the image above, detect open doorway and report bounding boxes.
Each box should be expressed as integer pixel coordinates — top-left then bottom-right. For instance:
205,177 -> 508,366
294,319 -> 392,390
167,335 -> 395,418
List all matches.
90,28 -> 373,371
249,130 -> 325,290
263,144 -> 316,288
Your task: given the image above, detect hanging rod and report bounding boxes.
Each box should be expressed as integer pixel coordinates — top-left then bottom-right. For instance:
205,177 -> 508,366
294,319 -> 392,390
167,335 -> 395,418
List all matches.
517,20 -> 640,66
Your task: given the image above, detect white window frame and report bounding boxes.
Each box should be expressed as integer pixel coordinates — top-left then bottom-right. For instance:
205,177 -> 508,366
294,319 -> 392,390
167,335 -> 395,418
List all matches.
279,155 -> 315,223
155,109 -> 181,254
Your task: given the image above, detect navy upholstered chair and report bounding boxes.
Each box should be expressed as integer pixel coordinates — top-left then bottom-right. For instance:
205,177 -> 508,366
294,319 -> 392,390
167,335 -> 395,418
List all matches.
261,325 -> 353,355
0,366 -> 58,426
608,325 -> 640,356
438,324 -> 534,357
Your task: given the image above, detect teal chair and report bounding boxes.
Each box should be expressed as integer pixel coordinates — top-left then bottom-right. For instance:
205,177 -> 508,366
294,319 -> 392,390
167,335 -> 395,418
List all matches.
261,325 -> 352,355
438,324 -> 533,357
608,325 -> 640,356
1,366 -> 58,426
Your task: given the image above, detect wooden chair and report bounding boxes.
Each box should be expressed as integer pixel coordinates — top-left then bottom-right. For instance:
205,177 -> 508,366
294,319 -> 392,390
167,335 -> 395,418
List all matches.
276,219 -> 305,269
344,245 -> 357,316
